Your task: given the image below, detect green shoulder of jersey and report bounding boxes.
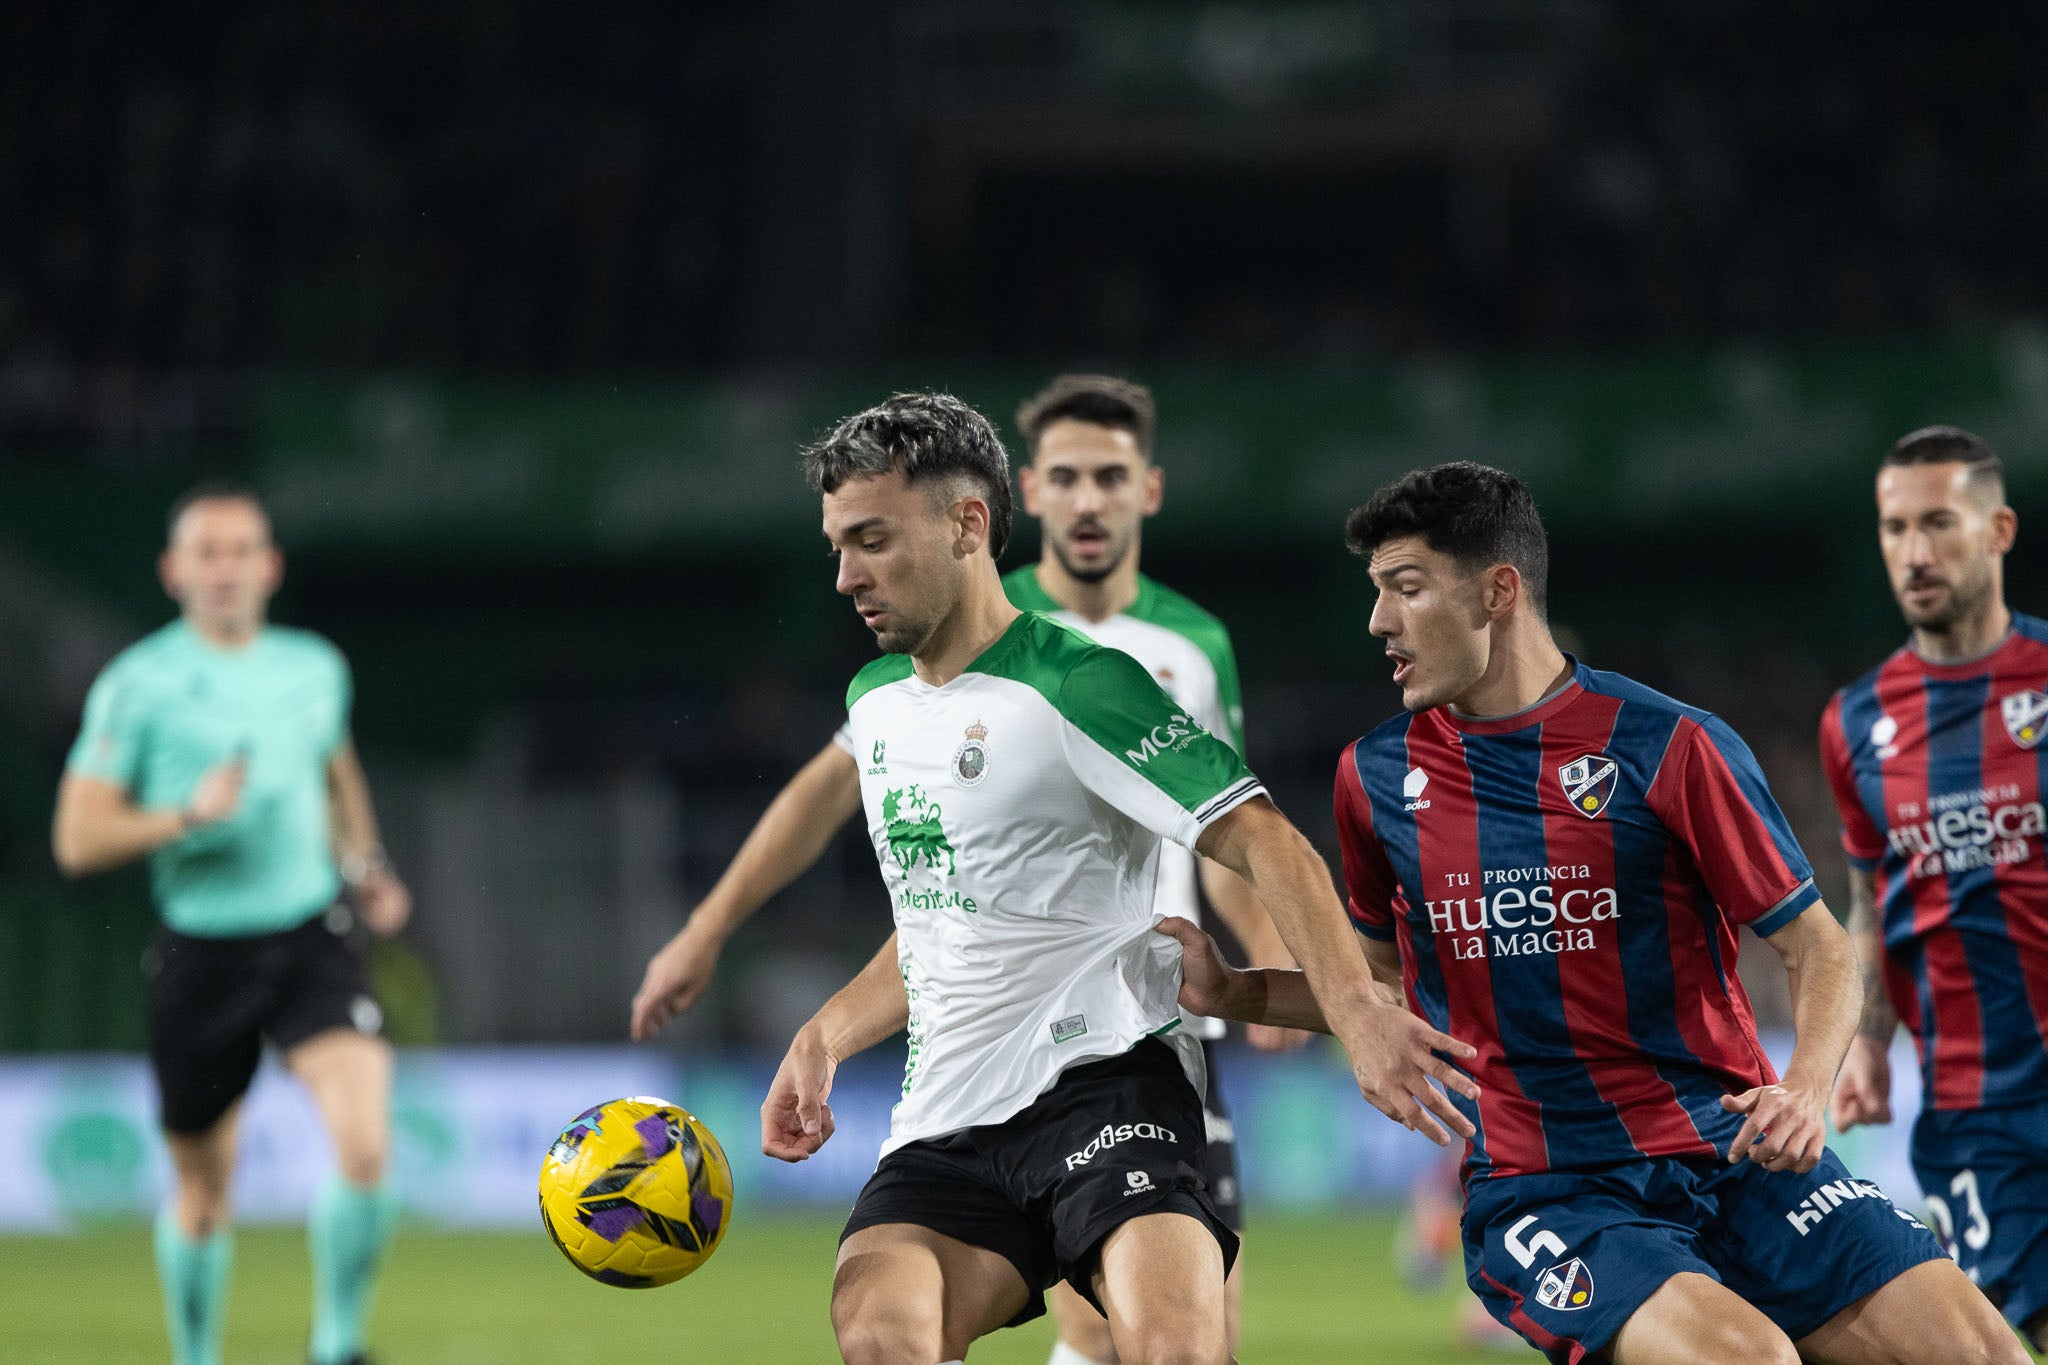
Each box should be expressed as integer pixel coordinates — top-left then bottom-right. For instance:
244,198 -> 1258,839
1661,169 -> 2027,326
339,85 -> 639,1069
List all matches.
1000,565 -> 1246,753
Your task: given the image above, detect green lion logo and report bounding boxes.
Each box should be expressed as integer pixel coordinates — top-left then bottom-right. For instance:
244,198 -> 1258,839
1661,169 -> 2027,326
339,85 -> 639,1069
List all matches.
882,784 -> 956,877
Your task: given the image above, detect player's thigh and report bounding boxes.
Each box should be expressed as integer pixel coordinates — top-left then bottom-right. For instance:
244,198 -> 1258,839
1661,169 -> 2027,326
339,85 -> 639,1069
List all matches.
1793,1256 -> 2028,1365
145,929 -> 269,1137
285,1027 -> 394,1180
833,1223 -> 1030,1361
1051,1278 -> 1119,1360
1089,1210 -> 1228,1364
1598,1272 -> 1797,1365
1912,1101 -> 2048,1336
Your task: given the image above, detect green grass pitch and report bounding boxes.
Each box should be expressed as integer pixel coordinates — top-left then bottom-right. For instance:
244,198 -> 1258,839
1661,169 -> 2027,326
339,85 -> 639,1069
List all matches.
0,1211 -> 1527,1362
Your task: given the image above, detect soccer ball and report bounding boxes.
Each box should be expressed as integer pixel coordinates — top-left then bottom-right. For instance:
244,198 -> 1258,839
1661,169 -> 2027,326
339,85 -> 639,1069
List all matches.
537,1095 -> 734,1287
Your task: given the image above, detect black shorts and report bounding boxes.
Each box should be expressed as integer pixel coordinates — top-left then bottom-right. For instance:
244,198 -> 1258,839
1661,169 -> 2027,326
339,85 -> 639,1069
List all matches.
144,903 -> 383,1135
841,1037 -> 1239,1327
1198,1040 -> 1243,1232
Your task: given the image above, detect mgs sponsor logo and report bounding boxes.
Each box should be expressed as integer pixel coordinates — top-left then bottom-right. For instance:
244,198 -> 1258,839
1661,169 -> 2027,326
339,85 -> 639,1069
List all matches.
1887,783 -> 2043,880
1124,711 -> 1205,766
1426,864 -> 1619,962
1063,1121 -> 1178,1172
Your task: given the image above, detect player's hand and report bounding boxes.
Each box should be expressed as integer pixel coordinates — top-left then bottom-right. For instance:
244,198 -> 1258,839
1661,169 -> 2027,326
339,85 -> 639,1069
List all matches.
184,755 -> 245,827
354,869 -> 411,937
1335,998 -> 1480,1147
630,920 -> 725,1041
1721,1081 -> 1827,1173
1155,916 -> 1245,1019
761,1026 -> 837,1162
1828,1034 -> 1893,1131
1246,1022 -> 1313,1053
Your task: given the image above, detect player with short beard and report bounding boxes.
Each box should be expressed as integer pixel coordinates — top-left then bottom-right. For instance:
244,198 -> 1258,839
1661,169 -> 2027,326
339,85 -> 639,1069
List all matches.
1163,461 -> 2020,1364
761,393 -> 1475,1365
1822,425 -> 2048,1351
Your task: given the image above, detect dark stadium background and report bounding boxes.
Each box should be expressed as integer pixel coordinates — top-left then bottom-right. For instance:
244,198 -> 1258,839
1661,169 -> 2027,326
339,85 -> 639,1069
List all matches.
2,6 -> 2045,1354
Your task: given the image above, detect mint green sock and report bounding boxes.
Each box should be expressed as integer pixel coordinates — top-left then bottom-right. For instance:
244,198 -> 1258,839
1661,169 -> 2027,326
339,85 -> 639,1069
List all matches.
308,1174 -> 400,1365
154,1206 -> 232,1365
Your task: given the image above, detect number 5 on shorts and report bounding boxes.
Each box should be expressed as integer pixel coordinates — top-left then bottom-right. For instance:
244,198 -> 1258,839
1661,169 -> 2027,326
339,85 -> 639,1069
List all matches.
1505,1213 -> 1567,1269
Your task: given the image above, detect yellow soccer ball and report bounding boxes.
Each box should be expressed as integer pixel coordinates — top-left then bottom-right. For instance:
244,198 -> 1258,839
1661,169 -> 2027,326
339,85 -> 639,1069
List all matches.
538,1096 -> 734,1287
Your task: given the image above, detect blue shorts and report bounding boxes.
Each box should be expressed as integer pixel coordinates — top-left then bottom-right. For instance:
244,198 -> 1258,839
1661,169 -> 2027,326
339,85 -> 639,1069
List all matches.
1912,1097 -> 2048,1332
1463,1149 -> 1947,1363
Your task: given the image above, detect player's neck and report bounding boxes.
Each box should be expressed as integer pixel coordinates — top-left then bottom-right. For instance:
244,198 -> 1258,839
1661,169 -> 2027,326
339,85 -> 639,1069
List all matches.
184,613 -> 263,650
1033,556 -> 1139,623
1912,598 -> 2012,663
1449,629 -> 1571,719
913,565 -> 1020,687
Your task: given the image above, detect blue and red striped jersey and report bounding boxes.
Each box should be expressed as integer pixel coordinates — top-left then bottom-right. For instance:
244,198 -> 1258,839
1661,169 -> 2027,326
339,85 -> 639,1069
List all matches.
1820,614 -> 2048,1112
1336,660 -> 1820,1182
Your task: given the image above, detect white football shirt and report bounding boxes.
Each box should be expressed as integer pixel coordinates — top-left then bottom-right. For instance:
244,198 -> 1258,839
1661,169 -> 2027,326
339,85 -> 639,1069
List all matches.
842,610 -> 1265,1155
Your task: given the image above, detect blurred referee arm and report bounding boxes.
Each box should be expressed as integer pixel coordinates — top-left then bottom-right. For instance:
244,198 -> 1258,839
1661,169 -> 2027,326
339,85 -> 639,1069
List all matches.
51,757 -> 244,878
1185,795 -> 1478,1145
327,737 -> 411,936
1828,865 -> 1897,1130
631,740 -> 862,1040
761,930 -> 905,1162
1721,900 -> 1860,1174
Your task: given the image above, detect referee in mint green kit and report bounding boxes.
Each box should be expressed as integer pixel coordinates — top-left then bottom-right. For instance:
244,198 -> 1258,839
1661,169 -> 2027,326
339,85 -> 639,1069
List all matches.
54,482 -> 412,1365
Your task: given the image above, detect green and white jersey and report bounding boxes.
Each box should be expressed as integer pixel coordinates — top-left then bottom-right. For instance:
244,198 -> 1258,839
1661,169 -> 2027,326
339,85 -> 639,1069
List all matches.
1004,567 -> 1248,1042
66,621 -> 351,937
843,611 -> 1264,1155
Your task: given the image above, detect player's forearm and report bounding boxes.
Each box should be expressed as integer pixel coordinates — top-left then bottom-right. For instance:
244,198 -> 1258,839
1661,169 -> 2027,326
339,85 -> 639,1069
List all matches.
1771,904 -> 1862,1096
691,746 -> 862,942
1197,857 -> 1295,968
326,741 -> 387,868
804,932 -> 909,1063
51,799 -> 186,876
1213,809 -> 1382,1034
1219,967 -> 1330,1032
1845,869 -> 1899,1041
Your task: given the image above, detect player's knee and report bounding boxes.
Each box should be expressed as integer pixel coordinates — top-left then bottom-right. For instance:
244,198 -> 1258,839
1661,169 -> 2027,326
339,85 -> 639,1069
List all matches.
335,1135 -> 387,1187
174,1182 -> 230,1237
1109,1318 -> 1227,1365
831,1299 -> 943,1365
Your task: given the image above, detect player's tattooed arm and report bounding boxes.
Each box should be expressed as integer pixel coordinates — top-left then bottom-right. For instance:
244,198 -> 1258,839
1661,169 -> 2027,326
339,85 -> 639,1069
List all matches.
1829,865 -> 1897,1130
761,931 -> 907,1162
1725,902 -> 1858,1173
634,741 -> 862,1039
1193,797 -> 1479,1145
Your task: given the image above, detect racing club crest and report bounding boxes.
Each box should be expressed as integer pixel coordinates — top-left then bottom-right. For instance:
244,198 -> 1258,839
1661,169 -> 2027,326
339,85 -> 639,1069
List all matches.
953,719 -> 991,787
2002,690 -> 2048,749
1534,1258 -> 1594,1312
1558,754 -> 1618,819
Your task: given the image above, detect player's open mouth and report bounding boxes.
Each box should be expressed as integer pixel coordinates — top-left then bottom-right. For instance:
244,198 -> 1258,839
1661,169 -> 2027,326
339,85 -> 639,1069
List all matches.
1389,653 -> 1415,684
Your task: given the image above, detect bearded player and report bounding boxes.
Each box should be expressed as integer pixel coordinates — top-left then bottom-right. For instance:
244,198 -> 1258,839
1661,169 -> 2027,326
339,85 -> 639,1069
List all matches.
1823,425 -> 2048,1351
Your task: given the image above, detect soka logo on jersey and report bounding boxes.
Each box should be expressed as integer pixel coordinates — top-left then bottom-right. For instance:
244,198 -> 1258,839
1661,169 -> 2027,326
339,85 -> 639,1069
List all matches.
881,785 -> 976,914
1403,767 -> 1431,812
1534,1258 -> 1594,1312
1125,710 -> 1204,766
2003,690 -> 2048,748
953,719 -> 991,787
1870,714 -> 1900,761
1558,755 -> 1618,818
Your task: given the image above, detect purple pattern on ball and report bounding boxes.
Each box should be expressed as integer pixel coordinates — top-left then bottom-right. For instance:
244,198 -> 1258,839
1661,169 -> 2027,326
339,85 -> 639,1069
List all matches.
635,1114 -> 674,1159
693,1189 -> 724,1240
583,1204 -> 645,1242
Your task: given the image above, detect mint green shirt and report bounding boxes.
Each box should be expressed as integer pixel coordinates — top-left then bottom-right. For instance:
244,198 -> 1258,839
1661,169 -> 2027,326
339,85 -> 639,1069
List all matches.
66,621 -> 350,937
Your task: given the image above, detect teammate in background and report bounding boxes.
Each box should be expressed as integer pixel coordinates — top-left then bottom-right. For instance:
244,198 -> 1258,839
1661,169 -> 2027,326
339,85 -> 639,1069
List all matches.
631,372 -> 1307,1362
52,485 -> 410,1365
761,393 -> 1475,1365
1163,462 -> 2020,1363
1822,425 -> 2048,1352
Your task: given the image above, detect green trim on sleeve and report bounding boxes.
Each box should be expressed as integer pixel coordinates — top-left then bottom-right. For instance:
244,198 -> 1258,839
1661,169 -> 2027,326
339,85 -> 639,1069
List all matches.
972,615 -> 1256,816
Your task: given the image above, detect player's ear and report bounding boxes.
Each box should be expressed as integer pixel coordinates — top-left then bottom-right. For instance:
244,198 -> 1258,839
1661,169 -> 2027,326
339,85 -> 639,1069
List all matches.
1018,464 -> 1042,517
1482,563 -> 1521,622
954,495 -> 991,558
1142,462 -> 1164,517
157,549 -> 180,604
1991,503 -> 2018,555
